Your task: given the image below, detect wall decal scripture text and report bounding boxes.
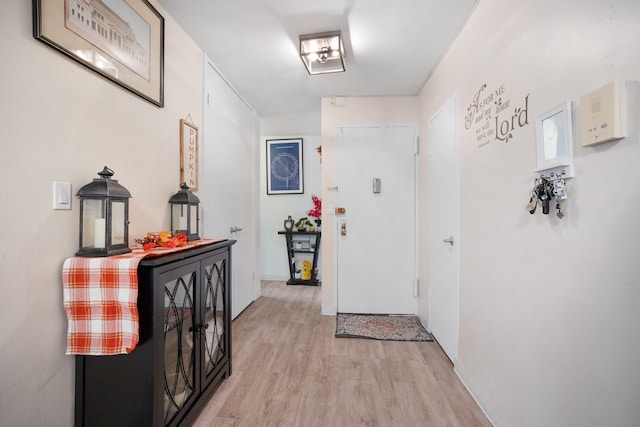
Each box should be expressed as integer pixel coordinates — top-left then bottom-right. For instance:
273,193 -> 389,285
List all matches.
464,83 -> 530,148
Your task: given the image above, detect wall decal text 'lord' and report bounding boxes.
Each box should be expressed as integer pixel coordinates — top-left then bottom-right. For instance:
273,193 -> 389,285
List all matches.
465,83 -> 530,148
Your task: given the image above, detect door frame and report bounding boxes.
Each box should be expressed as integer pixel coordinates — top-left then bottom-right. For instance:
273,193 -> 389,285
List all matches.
334,123 -> 419,314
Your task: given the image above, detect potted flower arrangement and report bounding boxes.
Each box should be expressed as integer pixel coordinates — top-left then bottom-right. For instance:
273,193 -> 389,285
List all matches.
307,195 -> 321,230
295,217 -> 312,232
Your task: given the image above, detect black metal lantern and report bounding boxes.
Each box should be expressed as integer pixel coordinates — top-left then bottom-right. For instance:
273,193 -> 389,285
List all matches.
76,167 -> 132,257
169,183 -> 200,241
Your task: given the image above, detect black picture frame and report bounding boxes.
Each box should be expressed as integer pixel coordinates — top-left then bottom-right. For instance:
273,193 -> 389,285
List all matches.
33,0 -> 165,107
266,138 -> 304,195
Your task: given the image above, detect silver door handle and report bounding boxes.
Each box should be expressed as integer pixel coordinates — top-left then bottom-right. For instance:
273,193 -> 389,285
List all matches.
443,236 -> 454,246
230,226 -> 243,233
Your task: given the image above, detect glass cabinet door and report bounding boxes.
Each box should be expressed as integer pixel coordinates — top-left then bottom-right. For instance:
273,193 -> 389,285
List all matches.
202,256 -> 227,381
163,271 -> 197,425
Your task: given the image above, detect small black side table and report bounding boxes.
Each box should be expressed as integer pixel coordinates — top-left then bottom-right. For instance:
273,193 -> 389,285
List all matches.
278,230 -> 321,286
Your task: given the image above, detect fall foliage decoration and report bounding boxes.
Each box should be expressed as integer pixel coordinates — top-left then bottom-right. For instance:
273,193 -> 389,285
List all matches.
135,231 -> 188,251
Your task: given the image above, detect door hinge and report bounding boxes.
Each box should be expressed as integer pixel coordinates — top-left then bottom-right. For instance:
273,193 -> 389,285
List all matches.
413,278 -> 419,297
414,136 -> 420,155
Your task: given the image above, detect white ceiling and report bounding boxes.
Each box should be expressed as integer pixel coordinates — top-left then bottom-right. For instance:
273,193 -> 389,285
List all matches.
157,0 -> 478,117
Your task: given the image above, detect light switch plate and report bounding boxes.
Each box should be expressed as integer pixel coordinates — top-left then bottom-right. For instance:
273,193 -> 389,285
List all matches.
53,181 -> 72,210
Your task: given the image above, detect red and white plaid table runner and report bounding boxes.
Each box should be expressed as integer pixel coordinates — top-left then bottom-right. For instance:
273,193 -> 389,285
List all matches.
63,253 -> 147,355
62,238 -> 225,355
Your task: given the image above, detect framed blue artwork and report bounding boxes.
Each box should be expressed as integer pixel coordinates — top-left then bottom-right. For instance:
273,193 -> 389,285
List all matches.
266,138 -> 304,194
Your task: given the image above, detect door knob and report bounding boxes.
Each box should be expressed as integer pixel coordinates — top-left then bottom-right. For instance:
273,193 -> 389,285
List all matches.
442,236 -> 454,246
230,226 -> 243,233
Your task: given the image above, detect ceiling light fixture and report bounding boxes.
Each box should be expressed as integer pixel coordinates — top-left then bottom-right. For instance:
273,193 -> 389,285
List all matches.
299,31 -> 345,75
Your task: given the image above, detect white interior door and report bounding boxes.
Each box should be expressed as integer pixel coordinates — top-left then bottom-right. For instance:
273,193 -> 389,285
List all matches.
336,125 -> 417,314
428,94 -> 460,362
203,60 -> 258,318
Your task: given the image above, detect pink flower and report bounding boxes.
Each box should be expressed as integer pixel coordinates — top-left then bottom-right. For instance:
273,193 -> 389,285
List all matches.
308,195 -> 322,227
308,195 -> 321,218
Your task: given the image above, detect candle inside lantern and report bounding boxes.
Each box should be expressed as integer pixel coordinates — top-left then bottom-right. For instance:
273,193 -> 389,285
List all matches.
94,218 -> 106,248
178,216 -> 187,231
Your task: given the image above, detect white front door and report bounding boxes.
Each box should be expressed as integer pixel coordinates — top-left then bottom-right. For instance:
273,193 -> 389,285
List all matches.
336,125 -> 417,314
203,60 -> 258,318
427,94 -> 460,362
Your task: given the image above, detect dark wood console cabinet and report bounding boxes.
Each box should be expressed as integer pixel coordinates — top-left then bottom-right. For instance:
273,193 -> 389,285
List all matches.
75,240 -> 235,427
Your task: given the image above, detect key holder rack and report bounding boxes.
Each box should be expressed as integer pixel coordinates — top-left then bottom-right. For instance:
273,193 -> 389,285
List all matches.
539,170 -> 570,182
530,99 -> 575,220
534,101 -> 575,179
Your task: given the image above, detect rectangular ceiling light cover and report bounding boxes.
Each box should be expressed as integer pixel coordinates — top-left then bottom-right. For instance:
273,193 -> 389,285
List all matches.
299,31 -> 345,75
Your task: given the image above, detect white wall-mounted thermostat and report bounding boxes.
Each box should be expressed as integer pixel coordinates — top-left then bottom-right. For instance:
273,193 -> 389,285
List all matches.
580,81 -> 626,147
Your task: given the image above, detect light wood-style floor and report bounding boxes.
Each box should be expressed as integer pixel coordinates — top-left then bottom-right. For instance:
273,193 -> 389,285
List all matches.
193,281 -> 491,427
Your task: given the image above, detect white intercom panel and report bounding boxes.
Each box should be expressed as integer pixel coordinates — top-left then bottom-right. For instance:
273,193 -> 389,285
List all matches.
580,81 -> 626,146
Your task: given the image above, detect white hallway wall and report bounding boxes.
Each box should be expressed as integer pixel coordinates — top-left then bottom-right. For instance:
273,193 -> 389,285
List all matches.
0,0 -> 203,424
260,135 -> 322,281
0,0 -> 260,425
417,0 -> 640,425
